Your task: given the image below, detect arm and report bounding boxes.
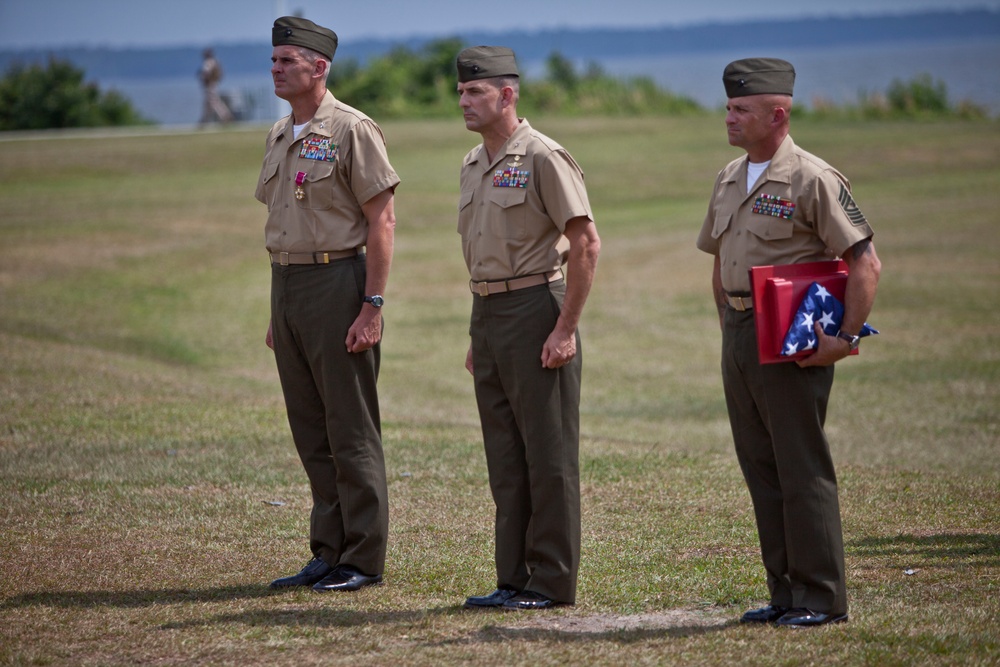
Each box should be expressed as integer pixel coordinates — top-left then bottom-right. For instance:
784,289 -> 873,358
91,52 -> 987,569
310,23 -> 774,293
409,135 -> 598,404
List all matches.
346,187 -> 397,354
798,238 -> 882,367
711,255 -> 726,329
541,216 -> 601,369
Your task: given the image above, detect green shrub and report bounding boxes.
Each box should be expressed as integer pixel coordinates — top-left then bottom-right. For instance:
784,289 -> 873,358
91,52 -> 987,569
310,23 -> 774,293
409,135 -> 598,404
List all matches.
328,39 -> 702,118
0,57 -> 151,130
806,73 -> 990,120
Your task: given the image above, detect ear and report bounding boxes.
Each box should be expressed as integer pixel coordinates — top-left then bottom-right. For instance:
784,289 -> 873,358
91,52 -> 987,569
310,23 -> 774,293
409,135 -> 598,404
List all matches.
772,105 -> 789,125
500,85 -> 515,108
314,58 -> 329,79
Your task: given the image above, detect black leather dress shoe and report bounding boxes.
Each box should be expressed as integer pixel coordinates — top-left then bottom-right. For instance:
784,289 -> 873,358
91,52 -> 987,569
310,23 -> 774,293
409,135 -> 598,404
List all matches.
311,565 -> 382,592
502,590 -> 559,610
269,556 -> 333,589
775,608 -> 848,627
463,588 -> 519,609
740,604 -> 791,624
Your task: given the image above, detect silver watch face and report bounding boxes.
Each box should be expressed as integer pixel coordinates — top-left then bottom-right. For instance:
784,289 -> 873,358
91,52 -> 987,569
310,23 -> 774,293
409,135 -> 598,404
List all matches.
366,295 -> 384,307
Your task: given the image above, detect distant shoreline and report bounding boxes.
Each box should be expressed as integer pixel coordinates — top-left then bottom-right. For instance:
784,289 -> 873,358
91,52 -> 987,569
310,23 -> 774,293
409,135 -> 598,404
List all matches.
3,10 -> 998,125
93,38 -> 1000,125
2,9 -> 997,79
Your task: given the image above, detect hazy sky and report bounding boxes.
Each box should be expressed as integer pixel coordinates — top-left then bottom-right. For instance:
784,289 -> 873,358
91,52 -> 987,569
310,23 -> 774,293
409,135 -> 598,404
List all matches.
1,0 -> 998,51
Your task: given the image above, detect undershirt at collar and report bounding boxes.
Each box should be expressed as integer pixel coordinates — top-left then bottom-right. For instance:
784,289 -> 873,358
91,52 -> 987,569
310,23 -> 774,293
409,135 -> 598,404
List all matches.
747,160 -> 770,192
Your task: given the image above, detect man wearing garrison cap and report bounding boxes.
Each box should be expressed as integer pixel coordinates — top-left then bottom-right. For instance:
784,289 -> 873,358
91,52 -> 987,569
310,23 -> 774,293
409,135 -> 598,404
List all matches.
697,58 -> 882,627
256,16 -> 399,594
455,46 -> 601,611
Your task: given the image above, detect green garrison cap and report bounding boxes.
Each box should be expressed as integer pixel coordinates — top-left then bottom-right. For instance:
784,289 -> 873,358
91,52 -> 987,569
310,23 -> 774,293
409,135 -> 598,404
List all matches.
272,16 -> 338,60
456,46 -> 519,82
723,58 -> 795,97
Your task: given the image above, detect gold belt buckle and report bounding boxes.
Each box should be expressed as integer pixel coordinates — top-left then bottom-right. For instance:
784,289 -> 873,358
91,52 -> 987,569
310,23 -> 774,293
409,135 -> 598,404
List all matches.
279,252 -> 290,266
477,281 -> 490,297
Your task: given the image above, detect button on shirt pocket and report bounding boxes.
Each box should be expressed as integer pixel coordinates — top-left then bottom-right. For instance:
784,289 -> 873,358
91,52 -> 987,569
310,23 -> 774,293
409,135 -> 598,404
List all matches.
487,187 -> 527,239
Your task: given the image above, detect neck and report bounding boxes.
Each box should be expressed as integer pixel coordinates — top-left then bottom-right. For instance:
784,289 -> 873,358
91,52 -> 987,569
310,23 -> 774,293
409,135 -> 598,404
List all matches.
747,128 -> 788,163
481,116 -> 521,162
288,87 -> 327,126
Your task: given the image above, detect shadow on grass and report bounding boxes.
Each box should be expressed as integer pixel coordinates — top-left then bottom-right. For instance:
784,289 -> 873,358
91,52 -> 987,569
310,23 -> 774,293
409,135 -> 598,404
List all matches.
157,604 -> 735,642
457,620 -> 736,644
851,532 -> 1000,566
0,585 -> 278,610
0,585 -> 737,641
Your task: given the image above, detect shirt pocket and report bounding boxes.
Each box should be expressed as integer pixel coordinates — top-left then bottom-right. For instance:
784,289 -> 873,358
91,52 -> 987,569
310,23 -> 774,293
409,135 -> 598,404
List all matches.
487,187 -> 527,240
749,216 -> 794,242
260,160 -> 281,208
457,189 -> 475,238
711,214 -> 732,240
296,162 -> 336,211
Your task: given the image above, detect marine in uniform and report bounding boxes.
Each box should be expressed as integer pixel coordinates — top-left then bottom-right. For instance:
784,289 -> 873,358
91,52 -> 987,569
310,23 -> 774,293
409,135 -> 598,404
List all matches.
697,58 -> 882,627
256,16 -> 400,593
198,47 -> 233,125
455,46 -> 602,611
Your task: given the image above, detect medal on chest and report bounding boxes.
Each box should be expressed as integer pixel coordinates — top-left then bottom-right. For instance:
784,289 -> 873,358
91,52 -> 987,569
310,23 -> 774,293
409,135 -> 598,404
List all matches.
294,171 -> 306,200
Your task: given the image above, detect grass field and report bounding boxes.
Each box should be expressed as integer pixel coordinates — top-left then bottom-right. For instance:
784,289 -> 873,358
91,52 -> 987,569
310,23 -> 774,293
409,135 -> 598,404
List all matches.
1,113 -> 998,666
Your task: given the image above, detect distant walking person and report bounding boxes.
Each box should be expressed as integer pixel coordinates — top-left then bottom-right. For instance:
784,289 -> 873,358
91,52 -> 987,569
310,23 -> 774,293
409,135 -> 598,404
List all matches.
256,17 -> 399,593
198,48 -> 233,124
455,46 -> 601,611
697,58 -> 881,627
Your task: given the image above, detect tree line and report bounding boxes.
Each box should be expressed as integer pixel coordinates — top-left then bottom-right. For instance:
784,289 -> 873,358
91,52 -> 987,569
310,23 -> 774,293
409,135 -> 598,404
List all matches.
0,38 -> 988,131
327,38 -> 701,118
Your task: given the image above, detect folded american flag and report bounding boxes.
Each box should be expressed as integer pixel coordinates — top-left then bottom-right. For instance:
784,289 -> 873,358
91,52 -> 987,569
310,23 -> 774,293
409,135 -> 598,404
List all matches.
781,281 -> 878,356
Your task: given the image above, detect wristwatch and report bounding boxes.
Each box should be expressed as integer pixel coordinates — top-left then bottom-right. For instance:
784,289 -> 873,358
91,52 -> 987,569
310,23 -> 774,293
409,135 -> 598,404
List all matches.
836,330 -> 860,351
363,295 -> 384,308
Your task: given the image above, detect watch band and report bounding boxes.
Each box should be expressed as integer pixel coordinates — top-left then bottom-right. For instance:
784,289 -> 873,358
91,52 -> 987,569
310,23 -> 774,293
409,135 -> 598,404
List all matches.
836,330 -> 860,350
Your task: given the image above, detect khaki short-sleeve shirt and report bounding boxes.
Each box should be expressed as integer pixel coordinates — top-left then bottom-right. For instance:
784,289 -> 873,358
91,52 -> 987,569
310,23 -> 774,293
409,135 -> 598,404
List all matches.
697,135 -> 873,293
255,90 -> 400,253
458,119 -> 593,282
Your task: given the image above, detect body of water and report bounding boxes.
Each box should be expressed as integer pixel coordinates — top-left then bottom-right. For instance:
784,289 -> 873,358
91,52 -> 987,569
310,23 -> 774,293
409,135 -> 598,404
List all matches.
595,38 -> 1000,113
106,38 -> 1000,126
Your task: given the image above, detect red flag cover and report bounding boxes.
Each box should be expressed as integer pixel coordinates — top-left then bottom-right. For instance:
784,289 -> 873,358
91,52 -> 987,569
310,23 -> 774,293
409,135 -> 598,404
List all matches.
749,260 -> 858,364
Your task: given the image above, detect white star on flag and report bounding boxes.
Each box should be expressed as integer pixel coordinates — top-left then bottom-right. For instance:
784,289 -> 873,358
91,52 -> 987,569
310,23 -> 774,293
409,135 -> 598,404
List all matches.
818,310 -> 836,330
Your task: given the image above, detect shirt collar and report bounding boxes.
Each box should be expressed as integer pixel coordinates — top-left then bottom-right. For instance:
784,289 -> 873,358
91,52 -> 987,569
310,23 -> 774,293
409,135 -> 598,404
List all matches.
471,118 -> 532,169
279,90 -> 338,143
